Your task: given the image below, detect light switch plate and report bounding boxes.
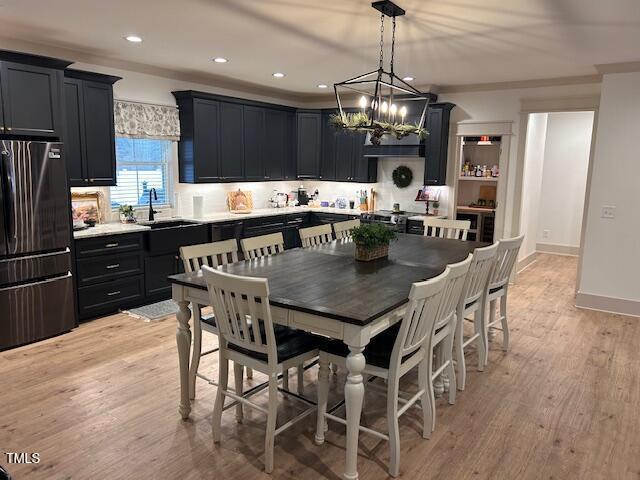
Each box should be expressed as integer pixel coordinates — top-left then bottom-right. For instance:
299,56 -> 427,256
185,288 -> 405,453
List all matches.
602,205 -> 616,219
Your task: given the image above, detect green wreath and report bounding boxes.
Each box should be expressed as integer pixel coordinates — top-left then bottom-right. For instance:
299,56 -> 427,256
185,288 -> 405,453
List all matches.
392,165 -> 413,188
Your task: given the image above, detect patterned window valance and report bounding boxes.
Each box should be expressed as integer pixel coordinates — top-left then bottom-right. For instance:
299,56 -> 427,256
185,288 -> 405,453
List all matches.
114,100 -> 180,140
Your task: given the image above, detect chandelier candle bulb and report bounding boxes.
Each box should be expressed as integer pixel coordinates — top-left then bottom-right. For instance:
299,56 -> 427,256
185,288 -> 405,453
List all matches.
359,96 -> 368,111
400,105 -> 407,124
381,101 -> 388,114
390,103 -> 398,120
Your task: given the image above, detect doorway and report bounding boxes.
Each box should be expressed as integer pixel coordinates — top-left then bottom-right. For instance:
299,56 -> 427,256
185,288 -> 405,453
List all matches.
518,111 -> 595,273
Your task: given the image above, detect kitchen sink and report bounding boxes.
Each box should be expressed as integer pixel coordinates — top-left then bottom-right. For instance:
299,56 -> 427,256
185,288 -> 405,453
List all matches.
141,220 -> 200,229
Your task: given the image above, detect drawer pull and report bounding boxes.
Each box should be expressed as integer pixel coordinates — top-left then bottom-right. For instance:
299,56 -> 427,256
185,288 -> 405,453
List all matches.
107,290 -> 121,296
105,264 -> 120,269
105,243 -> 119,248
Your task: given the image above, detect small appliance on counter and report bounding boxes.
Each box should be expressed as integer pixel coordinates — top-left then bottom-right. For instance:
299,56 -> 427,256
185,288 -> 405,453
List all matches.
269,189 -> 288,208
297,186 -> 309,206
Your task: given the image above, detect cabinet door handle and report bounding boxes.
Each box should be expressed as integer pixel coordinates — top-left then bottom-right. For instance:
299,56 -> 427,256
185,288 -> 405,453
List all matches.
105,264 -> 120,269
6,127 -> 12,132
107,290 -> 121,296
105,243 -> 119,248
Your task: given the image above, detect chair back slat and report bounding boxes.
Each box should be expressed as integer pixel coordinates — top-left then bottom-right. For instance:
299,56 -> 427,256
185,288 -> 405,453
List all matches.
333,219 -> 360,240
299,224 -> 333,247
488,235 -> 525,291
434,255 -> 473,330
388,268 -> 450,372
202,266 -> 275,361
241,232 -> 285,260
462,243 -> 499,306
423,218 -> 471,241
180,239 -> 239,272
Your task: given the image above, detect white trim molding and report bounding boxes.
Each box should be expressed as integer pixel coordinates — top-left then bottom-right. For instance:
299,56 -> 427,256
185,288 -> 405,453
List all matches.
520,95 -> 600,113
517,252 -> 538,273
594,62 -> 640,75
455,121 -> 513,137
536,243 -> 580,256
576,292 -> 640,318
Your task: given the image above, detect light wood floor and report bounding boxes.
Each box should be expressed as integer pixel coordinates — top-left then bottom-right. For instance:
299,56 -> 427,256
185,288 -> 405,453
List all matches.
2,254 -> 640,480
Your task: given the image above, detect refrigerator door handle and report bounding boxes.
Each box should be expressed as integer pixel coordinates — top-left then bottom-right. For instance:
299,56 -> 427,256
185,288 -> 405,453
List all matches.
1,149 -> 14,243
0,271 -> 72,292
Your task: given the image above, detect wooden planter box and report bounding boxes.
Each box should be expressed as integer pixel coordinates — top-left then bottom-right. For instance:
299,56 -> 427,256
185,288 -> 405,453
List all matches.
355,243 -> 389,261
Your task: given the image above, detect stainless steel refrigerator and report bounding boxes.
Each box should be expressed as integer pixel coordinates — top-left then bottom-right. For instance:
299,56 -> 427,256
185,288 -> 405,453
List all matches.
0,140 -> 75,350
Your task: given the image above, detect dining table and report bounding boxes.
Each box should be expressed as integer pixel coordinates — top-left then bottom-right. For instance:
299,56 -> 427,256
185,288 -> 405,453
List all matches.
169,234 -> 486,480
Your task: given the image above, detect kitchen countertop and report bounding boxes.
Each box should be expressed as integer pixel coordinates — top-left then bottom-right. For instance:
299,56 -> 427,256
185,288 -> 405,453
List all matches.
73,207 -> 363,239
407,214 -> 447,221
73,222 -> 151,239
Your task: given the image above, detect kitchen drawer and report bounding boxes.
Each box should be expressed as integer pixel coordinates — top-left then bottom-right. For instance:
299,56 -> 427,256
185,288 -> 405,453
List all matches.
75,233 -> 143,258
243,216 -> 287,238
76,252 -> 143,286
406,220 -> 425,235
145,224 -> 209,255
285,214 -> 310,228
77,275 -> 144,318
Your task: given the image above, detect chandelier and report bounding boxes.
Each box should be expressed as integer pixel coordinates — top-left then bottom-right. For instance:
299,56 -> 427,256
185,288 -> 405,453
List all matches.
332,1 -> 430,145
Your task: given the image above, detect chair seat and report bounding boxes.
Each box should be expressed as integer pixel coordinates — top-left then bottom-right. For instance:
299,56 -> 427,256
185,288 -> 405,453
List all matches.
320,323 -> 417,369
201,314 -> 216,328
229,326 -> 320,363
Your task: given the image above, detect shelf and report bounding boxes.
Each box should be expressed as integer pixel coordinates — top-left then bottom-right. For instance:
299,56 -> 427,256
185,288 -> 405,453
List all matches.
458,176 -> 498,182
457,206 -> 496,214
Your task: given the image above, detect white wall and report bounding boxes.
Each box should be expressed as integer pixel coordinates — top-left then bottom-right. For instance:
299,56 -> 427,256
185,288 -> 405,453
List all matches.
536,111 -> 594,249
578,72 -> 640,313
519,113 -> 548,260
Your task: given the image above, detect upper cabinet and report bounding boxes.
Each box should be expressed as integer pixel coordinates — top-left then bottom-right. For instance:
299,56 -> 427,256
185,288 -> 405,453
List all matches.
423,102 -> 455,186
173,91 -> 296,183
63,69 -> 120,187
319,111 -> 377,183
296,111 -> 322,179
0,50 -> 72,138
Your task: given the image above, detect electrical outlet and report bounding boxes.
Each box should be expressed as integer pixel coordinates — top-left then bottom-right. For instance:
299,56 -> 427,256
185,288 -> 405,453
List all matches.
542,230 -> 550,239
602,205 -> 616,219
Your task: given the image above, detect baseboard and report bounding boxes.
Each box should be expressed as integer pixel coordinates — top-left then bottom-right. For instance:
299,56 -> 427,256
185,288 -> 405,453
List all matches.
517,251 -> 538,273
536,242 -> 580,256
575,291 -> 640,318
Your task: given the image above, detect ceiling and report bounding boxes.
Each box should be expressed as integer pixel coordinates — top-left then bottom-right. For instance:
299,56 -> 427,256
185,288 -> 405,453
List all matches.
1,0 -> 639,96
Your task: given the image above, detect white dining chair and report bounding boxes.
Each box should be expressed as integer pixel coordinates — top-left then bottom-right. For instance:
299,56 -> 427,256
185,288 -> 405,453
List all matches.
423,218 -> 471,240
429,255 -> 472,422
453,243 -> 499,390
240,231 -> 304,392
241,232 -> 285,260
484,235 -> 524,362
333,219 -> 360,240
180,239 -> 248,399
315,267 -> 451,477
299,224 -> 333,247
203,266 -> 319,473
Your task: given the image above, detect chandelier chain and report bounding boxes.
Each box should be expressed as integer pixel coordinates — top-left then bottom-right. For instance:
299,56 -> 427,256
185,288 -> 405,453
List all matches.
390,16 -> 397,75
378,12 -> 385,70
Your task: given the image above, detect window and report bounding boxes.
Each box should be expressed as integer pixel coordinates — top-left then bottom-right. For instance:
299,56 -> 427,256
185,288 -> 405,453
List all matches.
110,137 -> 173,208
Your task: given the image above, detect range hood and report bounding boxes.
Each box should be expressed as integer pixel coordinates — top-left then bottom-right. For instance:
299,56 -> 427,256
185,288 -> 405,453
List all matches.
363,132 -> 425,157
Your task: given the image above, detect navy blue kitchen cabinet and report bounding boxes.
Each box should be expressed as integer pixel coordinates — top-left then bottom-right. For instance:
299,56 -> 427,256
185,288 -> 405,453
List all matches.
423,102 -> 455,186
63,70 -> 120,187
296,110 -> 322,179
219,102 -> 245,181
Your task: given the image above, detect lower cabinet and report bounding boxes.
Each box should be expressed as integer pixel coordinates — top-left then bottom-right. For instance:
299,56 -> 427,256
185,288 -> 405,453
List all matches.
77,275 -> 145,319
144,254 -> 181,301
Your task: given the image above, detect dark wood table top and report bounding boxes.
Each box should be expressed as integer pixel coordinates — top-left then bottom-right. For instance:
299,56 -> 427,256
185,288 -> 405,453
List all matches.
169,234 -> 487,326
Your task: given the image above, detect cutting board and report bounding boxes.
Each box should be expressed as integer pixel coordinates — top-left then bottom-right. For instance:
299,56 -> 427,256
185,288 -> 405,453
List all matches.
479,185 -> 497,201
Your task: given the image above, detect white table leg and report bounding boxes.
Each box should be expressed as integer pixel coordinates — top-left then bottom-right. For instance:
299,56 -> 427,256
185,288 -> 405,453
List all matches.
344,342 -> 367,480
176,299 -> 192,420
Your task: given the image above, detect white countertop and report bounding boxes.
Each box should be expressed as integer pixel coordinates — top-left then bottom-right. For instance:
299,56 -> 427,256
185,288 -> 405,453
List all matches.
407,215 -> 447,221
73,222 -> 151,239
73,207 -> 363,239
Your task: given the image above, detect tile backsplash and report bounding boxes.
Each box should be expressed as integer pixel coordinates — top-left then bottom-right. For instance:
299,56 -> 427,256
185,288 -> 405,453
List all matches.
71,157 -> 449,221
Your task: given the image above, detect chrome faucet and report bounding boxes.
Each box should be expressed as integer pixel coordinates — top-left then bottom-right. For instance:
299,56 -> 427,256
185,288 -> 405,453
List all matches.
148,188 -> 158,221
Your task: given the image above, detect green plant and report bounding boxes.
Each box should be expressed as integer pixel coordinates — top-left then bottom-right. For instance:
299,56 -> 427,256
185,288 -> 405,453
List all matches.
119,204 -> 135,217
350,223 -> 397,249
329,112 -> 428,146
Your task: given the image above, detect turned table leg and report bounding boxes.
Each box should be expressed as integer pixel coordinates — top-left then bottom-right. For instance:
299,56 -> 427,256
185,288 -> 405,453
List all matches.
344,342 -> 367,480
175,299 -> 192,420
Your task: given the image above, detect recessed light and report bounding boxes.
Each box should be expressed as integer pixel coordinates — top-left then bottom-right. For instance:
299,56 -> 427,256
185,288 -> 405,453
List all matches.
317,84 -> 328,89
124,35 -> 143,43
272,72 -> 285,78
402,76 -> 414,82
213,57 -> 228,63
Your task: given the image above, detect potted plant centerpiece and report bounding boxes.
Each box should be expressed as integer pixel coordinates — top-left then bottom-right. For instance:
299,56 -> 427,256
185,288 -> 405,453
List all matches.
351,223 -> 397,262
432,201 -> 440,216
118,204 -> 136,223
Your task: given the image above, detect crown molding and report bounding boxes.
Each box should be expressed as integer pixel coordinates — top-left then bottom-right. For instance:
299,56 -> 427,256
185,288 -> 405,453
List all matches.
594,61 -> 640,75
437,75 -> 602,94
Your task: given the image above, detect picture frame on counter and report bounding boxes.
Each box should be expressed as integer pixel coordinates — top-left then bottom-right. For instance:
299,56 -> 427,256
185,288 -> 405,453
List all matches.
71,191 -> 105,225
